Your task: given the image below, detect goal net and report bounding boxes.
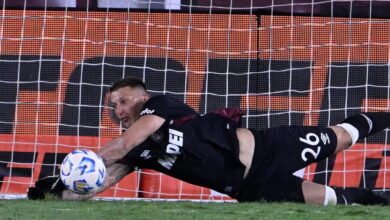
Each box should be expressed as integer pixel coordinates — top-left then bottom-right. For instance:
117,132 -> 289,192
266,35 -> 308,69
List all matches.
0,1 -> 389,201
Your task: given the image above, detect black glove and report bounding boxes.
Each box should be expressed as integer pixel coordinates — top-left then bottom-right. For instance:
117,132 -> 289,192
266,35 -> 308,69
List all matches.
27,175 -> 66,200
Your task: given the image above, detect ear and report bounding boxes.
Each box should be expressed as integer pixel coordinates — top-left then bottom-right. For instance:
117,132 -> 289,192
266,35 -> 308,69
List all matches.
143,93 -> 149,102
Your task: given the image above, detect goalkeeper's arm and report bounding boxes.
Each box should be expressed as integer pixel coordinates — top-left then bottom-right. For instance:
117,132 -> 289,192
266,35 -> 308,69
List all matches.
28,163 -> 132,200
62,163 -> 132,200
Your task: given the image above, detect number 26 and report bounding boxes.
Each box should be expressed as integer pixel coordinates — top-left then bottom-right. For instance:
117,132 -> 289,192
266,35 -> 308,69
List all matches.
299,133 -> 321,162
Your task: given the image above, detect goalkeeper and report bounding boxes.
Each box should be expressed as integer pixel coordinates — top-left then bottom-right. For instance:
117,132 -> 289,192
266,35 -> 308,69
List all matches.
28,77 -> 390,205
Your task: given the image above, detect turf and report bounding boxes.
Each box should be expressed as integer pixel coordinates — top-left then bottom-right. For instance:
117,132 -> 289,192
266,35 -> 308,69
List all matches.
1,199 -> 390,220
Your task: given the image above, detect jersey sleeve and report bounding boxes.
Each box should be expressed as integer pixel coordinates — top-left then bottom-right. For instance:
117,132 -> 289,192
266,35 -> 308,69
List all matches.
139,95 -> 196,120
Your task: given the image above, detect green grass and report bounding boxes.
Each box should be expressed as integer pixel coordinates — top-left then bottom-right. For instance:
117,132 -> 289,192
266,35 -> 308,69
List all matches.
0,199 -> 389,220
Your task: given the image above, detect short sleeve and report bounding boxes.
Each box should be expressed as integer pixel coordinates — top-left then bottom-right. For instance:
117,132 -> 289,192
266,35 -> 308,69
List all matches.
139,95 -> 196,120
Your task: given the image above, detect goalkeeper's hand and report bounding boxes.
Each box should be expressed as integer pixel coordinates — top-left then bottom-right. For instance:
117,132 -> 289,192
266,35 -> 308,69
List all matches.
27,175 -> 65,200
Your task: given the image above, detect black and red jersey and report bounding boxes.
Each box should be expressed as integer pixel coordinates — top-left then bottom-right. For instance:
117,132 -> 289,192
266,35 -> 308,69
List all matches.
121,95 -> 246,198
117,95 -> 341,203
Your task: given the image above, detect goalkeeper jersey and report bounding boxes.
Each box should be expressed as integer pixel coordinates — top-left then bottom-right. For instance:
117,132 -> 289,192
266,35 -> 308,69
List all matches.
121,95 -> 246,198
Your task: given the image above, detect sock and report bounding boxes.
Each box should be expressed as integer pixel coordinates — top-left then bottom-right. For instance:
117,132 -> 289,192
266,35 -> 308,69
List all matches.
324,185 -> 337,206
339,112 -> 390,144
333,187 -> 389,205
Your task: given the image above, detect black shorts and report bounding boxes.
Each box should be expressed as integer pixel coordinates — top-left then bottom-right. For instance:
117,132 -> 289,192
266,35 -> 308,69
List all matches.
236,126 -> 338,202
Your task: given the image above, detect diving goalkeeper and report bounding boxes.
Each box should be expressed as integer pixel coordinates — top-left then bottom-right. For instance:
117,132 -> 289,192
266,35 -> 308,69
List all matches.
28,77 -> 390,205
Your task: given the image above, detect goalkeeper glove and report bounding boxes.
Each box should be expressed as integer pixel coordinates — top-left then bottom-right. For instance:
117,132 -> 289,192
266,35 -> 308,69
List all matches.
27,175 -> 65,200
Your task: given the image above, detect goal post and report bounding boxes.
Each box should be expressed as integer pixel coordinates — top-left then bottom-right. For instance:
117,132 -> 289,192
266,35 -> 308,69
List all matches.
0,2 -> 389,200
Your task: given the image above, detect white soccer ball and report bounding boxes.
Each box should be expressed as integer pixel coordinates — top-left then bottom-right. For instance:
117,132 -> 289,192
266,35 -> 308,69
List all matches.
60,149 -> 106,194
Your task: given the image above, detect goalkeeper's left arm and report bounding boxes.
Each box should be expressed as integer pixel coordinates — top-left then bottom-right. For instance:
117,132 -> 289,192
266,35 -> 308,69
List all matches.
27,163 -> 132,200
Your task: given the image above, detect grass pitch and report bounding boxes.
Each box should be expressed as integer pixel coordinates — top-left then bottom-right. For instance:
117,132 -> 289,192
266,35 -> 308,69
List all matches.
1,199 -> 390,220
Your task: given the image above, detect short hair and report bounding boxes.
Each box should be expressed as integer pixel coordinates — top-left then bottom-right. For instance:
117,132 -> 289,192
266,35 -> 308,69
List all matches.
109,77 -> 147,93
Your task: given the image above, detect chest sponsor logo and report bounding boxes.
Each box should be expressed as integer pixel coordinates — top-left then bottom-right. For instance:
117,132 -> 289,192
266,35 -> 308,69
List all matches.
157,129 -> 183,170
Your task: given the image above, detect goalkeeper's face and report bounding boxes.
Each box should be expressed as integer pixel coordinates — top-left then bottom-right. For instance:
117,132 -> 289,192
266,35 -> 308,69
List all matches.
109,86 -> 149,128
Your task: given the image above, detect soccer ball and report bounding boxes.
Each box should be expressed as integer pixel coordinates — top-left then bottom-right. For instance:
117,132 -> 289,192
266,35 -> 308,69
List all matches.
60,149 -> 106,194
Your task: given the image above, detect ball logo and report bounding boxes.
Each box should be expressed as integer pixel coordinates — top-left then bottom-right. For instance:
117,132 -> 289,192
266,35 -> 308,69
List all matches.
74,179 -> 93,193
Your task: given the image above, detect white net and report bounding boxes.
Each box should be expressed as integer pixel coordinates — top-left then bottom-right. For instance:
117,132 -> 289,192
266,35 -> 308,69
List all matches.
0,0 -> 389,200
